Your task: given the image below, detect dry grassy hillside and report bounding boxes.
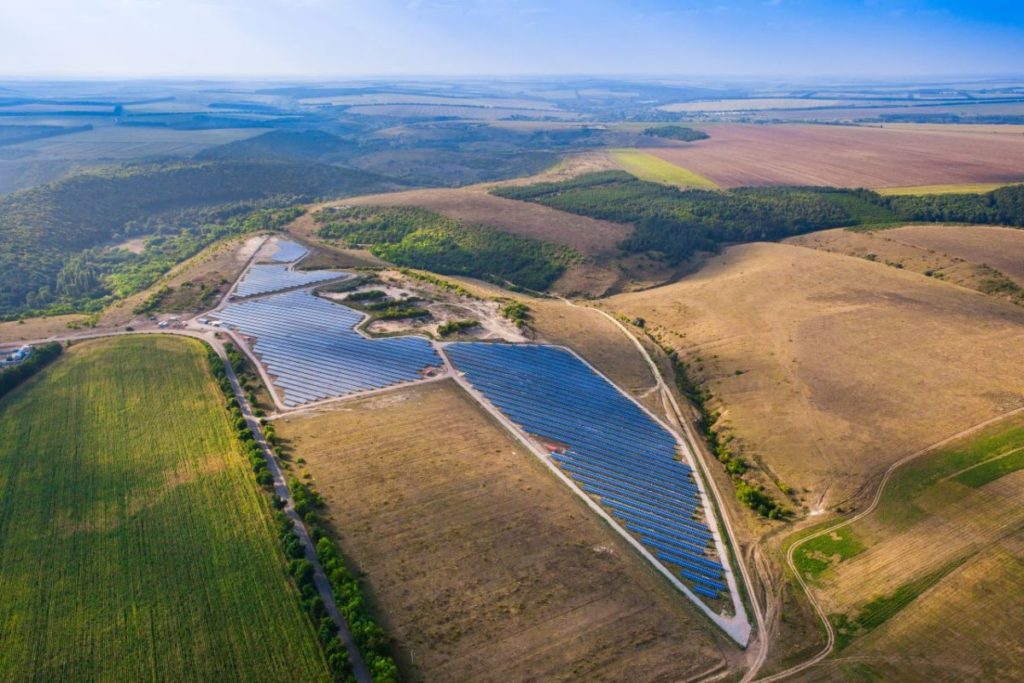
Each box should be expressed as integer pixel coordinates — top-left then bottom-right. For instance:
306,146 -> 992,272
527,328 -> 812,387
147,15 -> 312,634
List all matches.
275,381 -> 731,682
645,124 -> 1024,189
788,225 -> 1024,302
605,242 -> 1024,508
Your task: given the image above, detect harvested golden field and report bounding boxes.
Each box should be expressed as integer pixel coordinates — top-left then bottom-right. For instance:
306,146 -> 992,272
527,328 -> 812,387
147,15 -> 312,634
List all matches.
274,381 -> 731,682
645,123 -> 1024,189
787,225 -> 1024,299
794,413 -> 1024,680
605,242 -> 1024,508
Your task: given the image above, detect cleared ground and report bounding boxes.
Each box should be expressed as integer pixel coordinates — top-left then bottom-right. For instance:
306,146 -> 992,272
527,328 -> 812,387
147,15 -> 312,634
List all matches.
876,182 -> 1015,195
795,413 -> 1024,680
788,225 -> 1024,300
274,380 -> 731,682
0,336 -> 330,682
644,124 -> 1024,189
605,242 -> 1024,509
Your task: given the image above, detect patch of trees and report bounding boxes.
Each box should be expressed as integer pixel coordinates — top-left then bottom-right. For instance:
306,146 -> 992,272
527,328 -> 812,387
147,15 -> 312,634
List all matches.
666,347 -> 788,520
0,343 -> 62,402
642,125 -> 709,142
316,206 -> 576,291
499,301 -> 530,328
881,184 -> 1024,226
493,172 -> 1024,264
288,477 -> 401,683
0,159 -> 394,317
207,346 -> 363,679
436,319 -> 479,336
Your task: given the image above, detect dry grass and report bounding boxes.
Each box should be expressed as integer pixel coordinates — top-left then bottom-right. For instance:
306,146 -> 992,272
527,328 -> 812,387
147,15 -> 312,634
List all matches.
644,123 -> 1024,189
880,225 -> 1024,286
788,225 -> 1024,297
792,413 -> 1024,680
274,381 -> 731,682
834,534 -> 1024,681
604,242 -> 1024,509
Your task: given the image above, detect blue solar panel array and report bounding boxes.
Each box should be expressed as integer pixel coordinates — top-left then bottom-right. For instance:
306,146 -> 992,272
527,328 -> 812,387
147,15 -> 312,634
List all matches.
234,264 -> 344,298
446,342 -> 726,600
216,290 -> 443,406
264,238 -> 308,263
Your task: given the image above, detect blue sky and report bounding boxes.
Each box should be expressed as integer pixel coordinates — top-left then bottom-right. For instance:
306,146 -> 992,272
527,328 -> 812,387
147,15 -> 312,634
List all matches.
1,0 -> 1022,79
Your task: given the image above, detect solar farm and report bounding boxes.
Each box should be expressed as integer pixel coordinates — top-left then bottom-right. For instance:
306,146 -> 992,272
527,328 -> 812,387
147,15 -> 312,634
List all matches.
261,237 -> 309,263
208,247 -> 746,640
444,342 -> 735,608
232,263 -> 347,298
215,290 -> 443,406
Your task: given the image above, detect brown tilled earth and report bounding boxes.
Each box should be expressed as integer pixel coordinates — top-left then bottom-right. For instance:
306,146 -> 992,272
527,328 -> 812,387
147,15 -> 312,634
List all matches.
645,124 -> 1024,188
604,242 -> 1024,508
274,380 -> 731,683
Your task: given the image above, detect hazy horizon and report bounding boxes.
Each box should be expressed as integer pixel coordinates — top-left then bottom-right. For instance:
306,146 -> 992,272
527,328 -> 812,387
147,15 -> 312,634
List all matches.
2,0 -> 1022,80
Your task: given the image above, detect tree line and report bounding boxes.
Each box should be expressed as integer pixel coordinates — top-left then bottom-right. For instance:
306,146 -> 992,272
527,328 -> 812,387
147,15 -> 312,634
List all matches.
493,171 -> 1024,263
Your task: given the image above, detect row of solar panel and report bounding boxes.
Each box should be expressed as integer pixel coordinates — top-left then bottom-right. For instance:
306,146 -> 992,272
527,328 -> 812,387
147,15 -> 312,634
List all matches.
233,264 -> 346,298
262,238 -> 309,263
216,291 -> 442,406
445,342 -> 725,600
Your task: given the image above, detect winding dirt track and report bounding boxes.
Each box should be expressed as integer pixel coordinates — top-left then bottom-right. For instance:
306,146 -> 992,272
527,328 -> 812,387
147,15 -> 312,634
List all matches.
755,405 -> 1024,682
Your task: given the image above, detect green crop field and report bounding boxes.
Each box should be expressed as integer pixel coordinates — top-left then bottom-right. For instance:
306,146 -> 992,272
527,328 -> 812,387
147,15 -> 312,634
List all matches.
0,335 -> 331,682
609,148 -> 719,188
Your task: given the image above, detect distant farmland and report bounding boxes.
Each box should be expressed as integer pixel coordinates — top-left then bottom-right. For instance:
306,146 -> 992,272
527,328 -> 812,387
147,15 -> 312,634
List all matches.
0,336 -> 330,682
644,124 -> 1024,189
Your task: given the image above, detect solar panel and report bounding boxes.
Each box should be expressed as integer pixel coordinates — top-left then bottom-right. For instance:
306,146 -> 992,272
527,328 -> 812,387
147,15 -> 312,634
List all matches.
446,342 -> 726,600
263,237 -> 309,263
215,290 -> 443,406
233,264 -> 344,298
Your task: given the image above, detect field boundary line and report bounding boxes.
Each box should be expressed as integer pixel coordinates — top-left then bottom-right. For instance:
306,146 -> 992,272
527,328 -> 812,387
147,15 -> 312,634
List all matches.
757,404 -> 1024,682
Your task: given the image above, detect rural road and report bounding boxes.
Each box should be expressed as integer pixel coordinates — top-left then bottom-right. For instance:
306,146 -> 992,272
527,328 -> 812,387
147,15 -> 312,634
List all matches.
755,404 -> 1024,682
577,302 -> 767,672
13,325 -> 372,683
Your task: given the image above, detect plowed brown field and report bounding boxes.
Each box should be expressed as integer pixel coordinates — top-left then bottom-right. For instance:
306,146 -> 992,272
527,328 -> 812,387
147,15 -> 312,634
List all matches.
646,124 -> 1024,189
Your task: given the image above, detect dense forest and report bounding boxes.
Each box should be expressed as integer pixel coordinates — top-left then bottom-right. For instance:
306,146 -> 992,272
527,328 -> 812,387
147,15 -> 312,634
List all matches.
0,160 -> 396,316
493,172 -> 1024,262
316,206 -> 575,290
642,125 -> 710,142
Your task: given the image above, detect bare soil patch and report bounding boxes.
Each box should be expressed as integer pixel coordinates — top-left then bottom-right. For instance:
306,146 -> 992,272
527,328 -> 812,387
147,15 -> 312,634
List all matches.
646,124 -> 1024,189
275,381 -> 731,682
